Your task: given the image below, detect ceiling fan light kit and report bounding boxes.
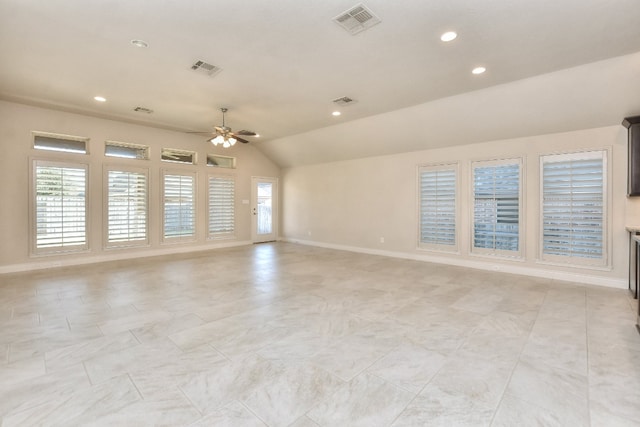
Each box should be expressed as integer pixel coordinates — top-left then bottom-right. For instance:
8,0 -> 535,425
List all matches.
210,135 -> 237,147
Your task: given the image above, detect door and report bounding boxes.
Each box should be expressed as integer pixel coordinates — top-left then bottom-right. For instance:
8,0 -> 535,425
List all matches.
251,177 -> 278,243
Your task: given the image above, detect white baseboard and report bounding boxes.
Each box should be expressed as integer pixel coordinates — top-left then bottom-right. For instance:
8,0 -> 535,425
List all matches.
282,238 -> 627,290
0,240 -> 252,274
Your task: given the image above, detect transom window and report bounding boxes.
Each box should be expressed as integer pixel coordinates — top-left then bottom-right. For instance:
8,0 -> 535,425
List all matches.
33,132 -> 88,154
207,154 -> 235,169
105,141 -> 149,160
161,148 -> 196,165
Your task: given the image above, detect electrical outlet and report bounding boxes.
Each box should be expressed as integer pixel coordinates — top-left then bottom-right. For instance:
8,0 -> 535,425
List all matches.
307,231 -> 312,236
380,237 -> 385,243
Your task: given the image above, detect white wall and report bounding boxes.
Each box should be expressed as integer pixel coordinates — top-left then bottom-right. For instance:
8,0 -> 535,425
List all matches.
282,125 -> 634,288
0,100 -> 280,272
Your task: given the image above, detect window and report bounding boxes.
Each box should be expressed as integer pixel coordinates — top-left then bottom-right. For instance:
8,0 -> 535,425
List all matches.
33,133 -> 88,154
540,150 -> 607,266
32,160 -> 88,254
162,171 -> 196,241
105,168 -> 148,247
418,164 -> 457,251
472,159 -> 522,256
161,148 -> 196,165
105,141 -> 149,160
207,154 -> 235,169
208,175 -> 235,238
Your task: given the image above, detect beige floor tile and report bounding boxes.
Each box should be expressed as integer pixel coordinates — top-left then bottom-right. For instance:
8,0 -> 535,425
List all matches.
243,361 -> 344,427
492,393 -> 575,427
88,388 -> 202,427
288,415 -> 320,427
391,383 -> 494,427
45,330 -> 140,372
0,363 -> 90,417
366,342 -> 447,393
179,353 -> 283,415
506,359 -> 589,426
307,372 -> 414,427
1,374 -> 141,426
0,355 -> 46,387
188,401 -> 267,427
0,242 -> 637,426
590,407 -> 640,427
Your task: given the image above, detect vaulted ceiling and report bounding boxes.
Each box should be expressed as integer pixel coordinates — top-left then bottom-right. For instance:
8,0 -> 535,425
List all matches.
1,0 -> 640,167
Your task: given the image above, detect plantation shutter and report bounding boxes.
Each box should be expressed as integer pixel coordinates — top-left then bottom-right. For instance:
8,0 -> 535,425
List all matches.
163,173 -> 195,239
208,176 -> 235,237
472,160 -> 521,254
34,161 -> 88,252
541,151 -> 605,264
419,166 -> 456,250
107,170 -> 148,245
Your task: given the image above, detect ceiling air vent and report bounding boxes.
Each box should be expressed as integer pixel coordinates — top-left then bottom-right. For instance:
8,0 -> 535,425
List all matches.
333,3 -> 381,35
190,60 -> 222,76
332,96 -> 356,106
133,106 -> 154,114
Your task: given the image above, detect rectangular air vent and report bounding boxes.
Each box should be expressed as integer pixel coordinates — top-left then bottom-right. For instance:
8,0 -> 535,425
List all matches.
133,106 -> 154,114
191,60 -> 222,76
332,96 -> 356,106
333,3 -> 381,35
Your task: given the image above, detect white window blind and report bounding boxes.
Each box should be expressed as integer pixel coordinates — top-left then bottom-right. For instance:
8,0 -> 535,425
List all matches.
208,175 -> 235,237
472,159 -> 521,255
163,172 -> 195,240
541,151 -> 606,265
106,169 -> 148,246
33,161 -> 88,253
419,165 -> 457,250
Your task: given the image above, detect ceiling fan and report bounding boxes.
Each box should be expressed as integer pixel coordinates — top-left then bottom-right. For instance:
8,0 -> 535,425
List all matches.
189,108 -> 258,148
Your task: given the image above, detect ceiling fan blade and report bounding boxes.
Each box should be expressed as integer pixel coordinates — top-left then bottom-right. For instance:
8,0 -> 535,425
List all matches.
235,130 -> 257,136
234,136 -> 250,144
186,131 -> 215,136
214,126 -> 225,133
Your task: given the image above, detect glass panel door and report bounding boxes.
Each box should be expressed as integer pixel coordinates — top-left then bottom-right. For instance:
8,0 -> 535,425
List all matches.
251,177 -> 277,242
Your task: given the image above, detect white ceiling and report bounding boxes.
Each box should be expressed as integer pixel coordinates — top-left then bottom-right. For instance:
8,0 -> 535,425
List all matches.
1,0 -> 640,167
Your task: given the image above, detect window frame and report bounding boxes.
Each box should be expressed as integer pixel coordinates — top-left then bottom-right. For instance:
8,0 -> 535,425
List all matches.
417,162 -> 459,253
470,157 -> 524,258
207,173 -> 236,240
539,149 -> 609,268
161,169 -> 197,243
30,159 -> 90,256
103,165 -> 149,249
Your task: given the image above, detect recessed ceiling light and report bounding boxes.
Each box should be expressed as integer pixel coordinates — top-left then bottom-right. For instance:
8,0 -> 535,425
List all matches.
94,96 -> 106,102
440,31 -> 457,42
332,111 -> 341,116
472,66 -> 486,75
131,39 -> 149,48
255,134 -> 260,138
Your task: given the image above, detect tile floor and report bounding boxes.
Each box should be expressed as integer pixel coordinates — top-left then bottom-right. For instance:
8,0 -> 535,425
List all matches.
1,242 -> 639,426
